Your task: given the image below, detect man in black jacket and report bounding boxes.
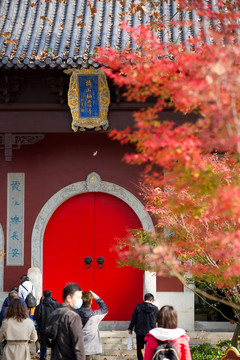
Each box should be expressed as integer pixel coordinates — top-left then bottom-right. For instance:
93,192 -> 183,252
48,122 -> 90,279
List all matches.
34,290 -> 60,360
128,293 -> 158,360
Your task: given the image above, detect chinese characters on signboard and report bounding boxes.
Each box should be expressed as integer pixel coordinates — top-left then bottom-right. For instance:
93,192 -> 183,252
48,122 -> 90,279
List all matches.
79,76 -> 99,118
7,173 -> 24,265
65,68 -> 110,131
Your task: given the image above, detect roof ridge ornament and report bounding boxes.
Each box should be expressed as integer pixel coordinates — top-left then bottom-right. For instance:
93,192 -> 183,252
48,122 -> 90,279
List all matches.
64,68 -> 110,132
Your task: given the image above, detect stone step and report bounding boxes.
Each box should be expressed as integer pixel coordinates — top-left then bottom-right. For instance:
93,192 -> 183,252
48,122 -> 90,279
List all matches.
102,331 -> 233,345
102,337 -> 133,344
100,331 -> 233,355
101,331 -> 130,337
103,343 -> 136,350
103,349 -> 137,356
27,331 -> 234,360
99,331 -> 233,360
100,354 -> 137,360
188,331 -> 232,346
100,321 -> 129,331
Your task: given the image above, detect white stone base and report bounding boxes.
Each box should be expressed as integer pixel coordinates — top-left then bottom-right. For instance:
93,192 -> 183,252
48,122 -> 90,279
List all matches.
144,271 -> 195,330
155,290 -> 195,330
0,292 -> 8,307
195,321 -> 236,332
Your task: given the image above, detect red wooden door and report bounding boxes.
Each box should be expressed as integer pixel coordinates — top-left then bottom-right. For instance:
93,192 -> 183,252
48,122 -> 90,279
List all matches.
43,192 -> 143,320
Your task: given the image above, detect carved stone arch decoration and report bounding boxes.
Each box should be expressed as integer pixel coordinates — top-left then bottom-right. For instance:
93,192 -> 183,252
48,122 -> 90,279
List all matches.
31,172 -> 154,272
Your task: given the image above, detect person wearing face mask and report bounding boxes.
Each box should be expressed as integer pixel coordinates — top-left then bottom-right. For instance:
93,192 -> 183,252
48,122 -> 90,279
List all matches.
46,282 -> 85,360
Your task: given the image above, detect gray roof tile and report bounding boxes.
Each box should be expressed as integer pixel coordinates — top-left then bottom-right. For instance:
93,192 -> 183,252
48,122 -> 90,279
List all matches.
0,0 -> 212,69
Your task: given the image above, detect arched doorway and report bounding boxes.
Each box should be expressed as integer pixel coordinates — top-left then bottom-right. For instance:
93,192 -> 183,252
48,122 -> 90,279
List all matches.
43,192 -> 143,320
31,172 -> 155,320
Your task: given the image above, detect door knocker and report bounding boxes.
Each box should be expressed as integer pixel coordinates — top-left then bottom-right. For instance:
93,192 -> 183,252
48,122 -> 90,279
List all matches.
96,256 -> 105,269
84,256 -> 93,269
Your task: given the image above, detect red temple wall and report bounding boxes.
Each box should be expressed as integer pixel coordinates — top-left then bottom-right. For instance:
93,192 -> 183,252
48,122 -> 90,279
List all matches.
0,132 -> 144,290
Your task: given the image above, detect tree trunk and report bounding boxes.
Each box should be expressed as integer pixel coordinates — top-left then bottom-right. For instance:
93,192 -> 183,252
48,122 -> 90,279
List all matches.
231,323 -> 240,348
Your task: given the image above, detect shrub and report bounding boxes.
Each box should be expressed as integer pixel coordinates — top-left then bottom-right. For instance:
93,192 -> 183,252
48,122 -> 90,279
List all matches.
190,341 -> 239,360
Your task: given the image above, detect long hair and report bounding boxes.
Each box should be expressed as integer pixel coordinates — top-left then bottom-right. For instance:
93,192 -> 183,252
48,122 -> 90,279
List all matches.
156,305 -> 177,329
5,298 -> 27,322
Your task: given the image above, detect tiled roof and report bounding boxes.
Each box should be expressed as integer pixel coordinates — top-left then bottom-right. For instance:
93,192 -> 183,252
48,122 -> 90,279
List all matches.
0,0 -> 205,69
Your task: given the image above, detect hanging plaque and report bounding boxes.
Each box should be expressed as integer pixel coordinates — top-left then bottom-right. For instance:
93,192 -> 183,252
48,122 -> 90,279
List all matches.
65,68 -> 110,131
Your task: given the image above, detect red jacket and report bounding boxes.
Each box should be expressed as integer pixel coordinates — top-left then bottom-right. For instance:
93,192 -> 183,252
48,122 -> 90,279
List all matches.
144,327 -> 192,360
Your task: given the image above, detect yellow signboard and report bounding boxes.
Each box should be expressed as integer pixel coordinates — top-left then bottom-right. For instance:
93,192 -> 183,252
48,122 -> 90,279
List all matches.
64,68 -> 110,131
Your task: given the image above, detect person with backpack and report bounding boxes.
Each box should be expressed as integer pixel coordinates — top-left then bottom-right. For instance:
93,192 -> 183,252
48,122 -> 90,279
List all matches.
18,275 -> 37,315
144,305 -> 192,360
128,293 -> 158,360
34,290 -> 60,360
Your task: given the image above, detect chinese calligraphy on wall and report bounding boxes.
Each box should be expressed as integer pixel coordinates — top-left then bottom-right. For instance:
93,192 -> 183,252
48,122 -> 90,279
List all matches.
7,173 -> 24,265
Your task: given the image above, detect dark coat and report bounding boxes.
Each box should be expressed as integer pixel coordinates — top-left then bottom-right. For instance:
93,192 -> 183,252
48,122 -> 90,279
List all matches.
128,302 -> 158,336
34,297 -> 60,334
76,298 -> 108,327
0,297 -> 10,327
47,304 -> 85,360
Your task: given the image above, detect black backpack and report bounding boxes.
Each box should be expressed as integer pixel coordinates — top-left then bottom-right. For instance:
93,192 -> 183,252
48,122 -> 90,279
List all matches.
152,340 -> 180,360
22,285 -> 37,308
45,308 -> 70,348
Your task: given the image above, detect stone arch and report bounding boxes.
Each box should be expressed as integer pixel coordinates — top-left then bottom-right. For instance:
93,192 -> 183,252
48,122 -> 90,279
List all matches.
31,172 -> 154,272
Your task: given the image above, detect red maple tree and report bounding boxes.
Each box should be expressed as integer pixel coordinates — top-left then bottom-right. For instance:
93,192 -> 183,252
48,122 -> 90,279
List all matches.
96,0 -> 240,344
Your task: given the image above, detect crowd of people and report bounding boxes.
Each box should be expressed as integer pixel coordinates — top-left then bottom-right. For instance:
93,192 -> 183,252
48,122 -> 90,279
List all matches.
0,277 -> 108,360
0,276 -> 191,360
